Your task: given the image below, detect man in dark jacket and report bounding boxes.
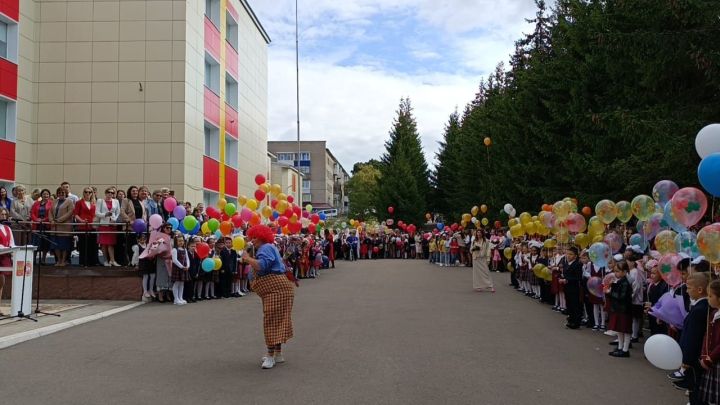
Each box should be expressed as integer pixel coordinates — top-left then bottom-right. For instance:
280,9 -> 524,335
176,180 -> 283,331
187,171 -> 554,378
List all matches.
561,246 -> 583,329
674,272 -> 709,405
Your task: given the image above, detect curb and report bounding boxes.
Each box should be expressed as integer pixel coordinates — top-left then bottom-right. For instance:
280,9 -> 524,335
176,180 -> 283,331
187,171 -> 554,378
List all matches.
0,301 -> 145,350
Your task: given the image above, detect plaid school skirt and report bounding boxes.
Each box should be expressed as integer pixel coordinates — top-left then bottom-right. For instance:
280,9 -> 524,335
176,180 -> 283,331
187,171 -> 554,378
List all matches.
251,274 -> 295,347
171,265 -> 189,282
701,362 -> 720,404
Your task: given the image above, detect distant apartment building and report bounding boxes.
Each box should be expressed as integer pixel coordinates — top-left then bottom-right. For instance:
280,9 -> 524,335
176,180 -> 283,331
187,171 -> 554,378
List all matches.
267,140 -> 349,213
0,0 -> 269,206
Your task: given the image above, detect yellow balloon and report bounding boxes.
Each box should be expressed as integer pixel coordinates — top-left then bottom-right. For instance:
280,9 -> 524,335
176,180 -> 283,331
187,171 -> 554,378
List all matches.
588,216 -> 604,236
544,239 -> 557,249
504,247 -> 513,259
232,236 -> 246,251
592,234 -> 604,244
270,184 -> 282,196
480,204 -> 488,214
553,201 -> 570,221
519,212 -> 532,225
655,230 -> 677,255
217,198 -> 227,210
238,195 -> 247,206
523,221 -> 537,235
276,200 -> 288,214
246,199 -> 258,211
261,206 -> 273,218
481,218 -> 489,226
471,206 -> 479,216
277,193 -> 288,201
616,201 -> 632,223
508,218 -> 519,227
462,213 -> 471,222
289,214 -> 298,224
201,222 -> 210,235
575,233 -> 589,249
213,257 -> 222,270
510,224 -> 525,238
350,219 -> 355,226
260,183 -> 270,193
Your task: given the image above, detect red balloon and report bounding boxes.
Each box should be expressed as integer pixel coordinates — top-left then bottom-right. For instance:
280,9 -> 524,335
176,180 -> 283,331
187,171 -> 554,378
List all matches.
388,206 -> 394,214
372,247 -> 379,253
310,214 -> 320,224
289,222 -> 302,234
284,208 -> 293,218
271,199 -> 278,208
220,213 -> 230,222
254,189 -> 266,201
278,216 -> 289,227
207,207 -> 221,220
287,195 -> 294,203
308,223 -> 317,234
302,211 -> 310,218
293,205 -> 302,217
254,174 -> 266,185
196,242 -> 210,259
451,223 -> 458,231
231,214 -> 243,228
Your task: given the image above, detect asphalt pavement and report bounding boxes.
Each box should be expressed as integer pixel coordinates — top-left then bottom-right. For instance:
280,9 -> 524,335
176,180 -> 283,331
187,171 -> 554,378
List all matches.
0,259 -> 680,405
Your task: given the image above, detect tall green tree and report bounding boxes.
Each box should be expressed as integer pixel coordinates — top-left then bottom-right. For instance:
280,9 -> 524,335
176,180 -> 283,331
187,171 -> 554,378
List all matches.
377,98 -> 431,224
347,163 -> 381,220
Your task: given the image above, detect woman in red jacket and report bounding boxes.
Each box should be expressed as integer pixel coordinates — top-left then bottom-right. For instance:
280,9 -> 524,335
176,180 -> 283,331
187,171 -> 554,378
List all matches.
30,189 -> 52,265
73,187 -> 99,267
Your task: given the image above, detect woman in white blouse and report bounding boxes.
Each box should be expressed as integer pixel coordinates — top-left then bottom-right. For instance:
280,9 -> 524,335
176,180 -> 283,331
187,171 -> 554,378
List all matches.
95,188 -> 121,266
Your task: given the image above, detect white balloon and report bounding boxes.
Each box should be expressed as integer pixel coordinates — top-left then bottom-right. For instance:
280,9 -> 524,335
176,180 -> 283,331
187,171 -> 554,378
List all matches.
696,124 -> 720,159
644,334 -> 682,370
504,203 -> 513,214
510,208 -> 517,217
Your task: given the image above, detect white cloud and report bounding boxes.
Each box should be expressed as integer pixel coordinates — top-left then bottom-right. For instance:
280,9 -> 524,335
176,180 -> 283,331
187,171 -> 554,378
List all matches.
249,0 -> 538,170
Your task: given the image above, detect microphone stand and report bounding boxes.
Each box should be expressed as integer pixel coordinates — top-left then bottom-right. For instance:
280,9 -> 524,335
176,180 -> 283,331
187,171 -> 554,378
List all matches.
33,224 -> 60,317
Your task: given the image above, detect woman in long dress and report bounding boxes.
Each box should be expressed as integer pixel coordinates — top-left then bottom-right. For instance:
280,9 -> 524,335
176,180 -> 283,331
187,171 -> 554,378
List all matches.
471,229 -> 494,292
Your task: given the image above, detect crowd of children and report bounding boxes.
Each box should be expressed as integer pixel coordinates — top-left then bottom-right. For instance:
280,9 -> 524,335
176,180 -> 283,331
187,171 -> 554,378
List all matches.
503,228 -> 719,404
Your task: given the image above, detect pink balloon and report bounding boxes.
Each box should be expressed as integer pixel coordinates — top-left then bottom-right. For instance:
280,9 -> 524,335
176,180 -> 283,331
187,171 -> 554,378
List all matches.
566,213 -> 586,233
542,212 -> 556,229
163,197 -> 177,212
671,187 -> 708,228
658,253 -> 682,287
604,232 -> 622,253
149,214 -> 163,230
240,207 -> 252,222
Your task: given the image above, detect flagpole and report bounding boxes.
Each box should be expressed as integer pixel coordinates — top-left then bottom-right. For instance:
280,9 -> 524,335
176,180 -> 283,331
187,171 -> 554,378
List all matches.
295,0 -> 301,202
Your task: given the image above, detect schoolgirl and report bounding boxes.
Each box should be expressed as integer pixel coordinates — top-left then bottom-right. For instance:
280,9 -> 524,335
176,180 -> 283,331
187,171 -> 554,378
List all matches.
170,234 -> 189,305
132,233 -> 156,300
607,260 -> 633,357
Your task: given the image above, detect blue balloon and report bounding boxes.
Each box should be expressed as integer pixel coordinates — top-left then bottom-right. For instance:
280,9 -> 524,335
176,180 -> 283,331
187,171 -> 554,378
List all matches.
675,231 -> 700,258
272,210 -> 280,220
201,258 -> 214,272
436,222 -> 444,230
214,230 -> 223,240
189,222 -> 200,235
167,217 -> 179,232
698,152 -> 720,197
178,221 -> 187,234
663,201 -> 686,233
588,242 -> 611,268
319,212 -> 326,221
629,233 -> 648,250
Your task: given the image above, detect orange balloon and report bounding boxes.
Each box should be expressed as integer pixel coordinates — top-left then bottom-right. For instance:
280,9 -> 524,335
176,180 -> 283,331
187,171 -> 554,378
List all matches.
543,204 -> 552,212
483,137 -> 492,147
219,221 -> 233,236
581,206 -> 592,216
249,212 -> 261,226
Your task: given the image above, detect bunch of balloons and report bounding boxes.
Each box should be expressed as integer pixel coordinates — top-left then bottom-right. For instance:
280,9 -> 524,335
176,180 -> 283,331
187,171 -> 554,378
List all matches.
696,124 -> 720,197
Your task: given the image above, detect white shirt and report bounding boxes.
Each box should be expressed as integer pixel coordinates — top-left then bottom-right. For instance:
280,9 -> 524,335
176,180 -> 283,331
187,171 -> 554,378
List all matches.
172,247 -> 189,269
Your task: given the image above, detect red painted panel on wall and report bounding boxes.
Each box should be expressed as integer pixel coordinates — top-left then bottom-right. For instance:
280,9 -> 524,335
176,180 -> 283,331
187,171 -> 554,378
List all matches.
204,17 -> 221,61
203,156 -> 220,192
225,104 -> 237,139
225,166 -> 238,197
226,43 -> 238,79
204,87 -> 220,127
0,58 -> 18,100
0,0 -> 19,22
0,140 -> 15,182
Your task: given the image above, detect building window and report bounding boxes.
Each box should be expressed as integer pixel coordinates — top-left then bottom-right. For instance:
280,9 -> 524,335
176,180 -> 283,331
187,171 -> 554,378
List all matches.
205,0 -> 220,28
204,56 -> 220,94
204,125 -> 219,160
299,152 -> 310,161
225,137 -> 238,168
302,180 -> 311,191
226,74 -> 238,110
302,194 -> 312,203
278,153 -> 294,162
226,12 -> 238,50
0,101 -> 6,139
203,190 -> 218,208
0,22 -> 7,59
299,166 -> 310,174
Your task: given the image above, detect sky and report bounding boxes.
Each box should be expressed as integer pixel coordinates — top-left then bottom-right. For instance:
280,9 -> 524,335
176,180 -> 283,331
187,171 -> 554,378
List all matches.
250,0 -> 539,172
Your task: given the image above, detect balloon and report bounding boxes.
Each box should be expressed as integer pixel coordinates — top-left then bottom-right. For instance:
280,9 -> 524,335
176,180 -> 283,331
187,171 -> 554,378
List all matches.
171,205 -> 185,221
552,200 -> 570,221
167,217 -> 179,231
436,222 -> 444,230
219,221 -> 232,236
231,214 -> 243,228
575,233 -> 590,249
183,215 -> 197,232
305,204 -> 313,213
644,334 -> 683,370
149,214 -> 163,230
697,223 -> 720,263
462,213 -> 471,222
319,212 -> 326,221
655,230 -> 677,255
480,204 -> 488,213
254,174 -> 266,185
580,206 -> 591,216
603,232 -> 622,254
587,216 -> 604,237
696,123 -> 720,159
206,207 -> 220,219
566,213 -> 587,233
197,242 -> 210,259
259,183 -> 270,193
523,221 -> 536,235
217,198 -> 227,210
663,201 -> 687,233
639,213 -> 663,240
249,212 -> 261,226
163,197 -> 177,212
587,277 -> 604,298
207,218 -> 220,232
615,201 -> 632,223
650,292 -> 688,330
670,187 -> 708,227
278,216 -> 289,227
510,224 -> 524,238
246,199 -> 258,211
278,193 -> 288,201
519,212 -> 532,225
481,217 -> 489,226
200,222 -> 210,235
659,253 -> 683,287
238,195 -> 247,206
386,219 -> 394,226
543,239 -> 557,249
287,195 -> 294,203
310,214 -> 320,224
483,137 -> 492,147
629,233 -> 648,251
213,257 -> 222,270
254,189 -> 266,201
503,204 -> 513,215
631,195 -> 655,221
595,200 -> 618,225
698,153 -> 720,197
470,206 -> 478,216
588,242 -> 611,268
240,207 -> 252,222
503,247 -> 513,259
541,212 -> 556,229
201,258 -> 215,272
276,200 -> 288,214
131,219 -> 147,234
270,184 -> 282,196
308,223 -> 317,234
232,236 -> 245,251
653,180 -> 680,205
261,206 -> 273,219
387,206 -> 394,214
224,203 -> 237,216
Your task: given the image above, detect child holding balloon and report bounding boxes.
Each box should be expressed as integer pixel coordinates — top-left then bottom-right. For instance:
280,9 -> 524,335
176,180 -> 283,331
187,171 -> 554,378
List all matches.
170,234 -> 190,305
699,280 -> 720,404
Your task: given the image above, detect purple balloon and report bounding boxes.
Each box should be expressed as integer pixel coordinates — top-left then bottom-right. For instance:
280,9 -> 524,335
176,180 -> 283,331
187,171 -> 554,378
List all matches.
132,219 -> 147,234
173,205 -> 186,221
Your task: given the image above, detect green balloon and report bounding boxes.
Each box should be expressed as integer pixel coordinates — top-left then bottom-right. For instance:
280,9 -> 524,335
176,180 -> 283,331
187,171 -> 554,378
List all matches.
183,215 -> 198,231
208,218 -> 220,232
224,203 -> 236,216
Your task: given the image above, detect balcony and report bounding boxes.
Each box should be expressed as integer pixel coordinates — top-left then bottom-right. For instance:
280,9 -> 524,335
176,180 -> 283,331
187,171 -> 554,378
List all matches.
204,17 -> 221,61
